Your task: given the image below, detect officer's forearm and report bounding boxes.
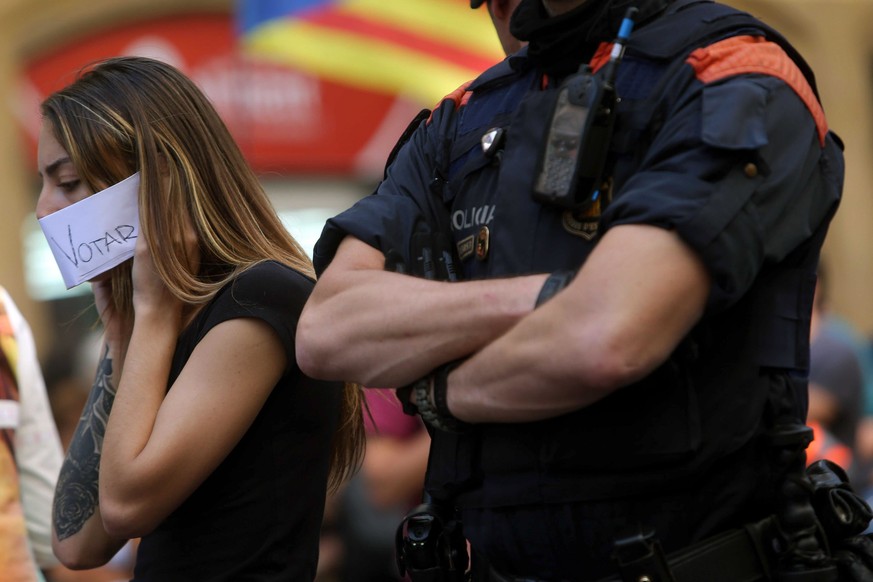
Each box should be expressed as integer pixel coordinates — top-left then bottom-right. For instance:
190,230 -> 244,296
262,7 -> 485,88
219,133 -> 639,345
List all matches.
299,270 -> 545,387
446,224 -> 709,423
297,238 -> 546,387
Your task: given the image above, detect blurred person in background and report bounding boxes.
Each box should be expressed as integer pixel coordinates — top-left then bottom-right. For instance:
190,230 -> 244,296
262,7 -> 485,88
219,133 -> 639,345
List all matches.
38,56 -> 364,581
0,285 -> 64,581
807,263 -> 864,472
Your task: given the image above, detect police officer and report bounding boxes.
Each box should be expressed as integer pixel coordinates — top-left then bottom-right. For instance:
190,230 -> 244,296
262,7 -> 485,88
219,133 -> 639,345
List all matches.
297,0 -> 844,579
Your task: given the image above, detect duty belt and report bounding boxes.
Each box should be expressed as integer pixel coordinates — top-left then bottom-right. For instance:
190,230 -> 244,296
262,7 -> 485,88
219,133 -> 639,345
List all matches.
597,518 -> 778,582
484,516 -> 781,582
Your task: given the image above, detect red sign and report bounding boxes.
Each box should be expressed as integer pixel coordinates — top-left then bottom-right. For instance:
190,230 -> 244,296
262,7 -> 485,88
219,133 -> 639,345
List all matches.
19,13 -> 425,175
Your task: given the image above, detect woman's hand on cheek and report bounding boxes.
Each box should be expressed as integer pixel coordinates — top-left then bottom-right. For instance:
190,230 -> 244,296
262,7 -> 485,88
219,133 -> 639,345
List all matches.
131,232 -> 183,327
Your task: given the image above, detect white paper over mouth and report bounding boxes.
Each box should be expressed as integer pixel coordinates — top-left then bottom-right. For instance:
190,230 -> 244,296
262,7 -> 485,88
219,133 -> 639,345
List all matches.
38,172 -> 141,289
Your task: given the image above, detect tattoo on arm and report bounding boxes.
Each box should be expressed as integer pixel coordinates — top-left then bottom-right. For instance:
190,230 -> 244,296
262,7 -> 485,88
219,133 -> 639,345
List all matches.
53,345 -> 116,541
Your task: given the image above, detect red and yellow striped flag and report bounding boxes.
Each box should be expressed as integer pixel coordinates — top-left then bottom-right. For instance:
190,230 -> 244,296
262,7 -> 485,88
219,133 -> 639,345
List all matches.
238,0 -> 504,106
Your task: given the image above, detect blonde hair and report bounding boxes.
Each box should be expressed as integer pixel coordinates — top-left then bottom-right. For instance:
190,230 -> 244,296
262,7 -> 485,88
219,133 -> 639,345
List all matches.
41,56 -> 363,490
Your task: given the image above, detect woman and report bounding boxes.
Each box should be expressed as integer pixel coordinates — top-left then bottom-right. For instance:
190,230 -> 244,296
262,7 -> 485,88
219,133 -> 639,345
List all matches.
37,56 -> 364,581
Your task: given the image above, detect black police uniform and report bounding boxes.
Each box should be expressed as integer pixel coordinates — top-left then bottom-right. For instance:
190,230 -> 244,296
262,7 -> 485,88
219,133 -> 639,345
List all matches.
313,0 -> 844,579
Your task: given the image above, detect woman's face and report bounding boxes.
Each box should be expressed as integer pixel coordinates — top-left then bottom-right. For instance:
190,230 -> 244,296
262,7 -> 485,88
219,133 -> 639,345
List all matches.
36,121 -> 93,220
36,121 -> 115,283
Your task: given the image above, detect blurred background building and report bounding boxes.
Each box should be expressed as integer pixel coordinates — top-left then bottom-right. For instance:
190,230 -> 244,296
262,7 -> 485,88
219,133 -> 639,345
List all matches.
0,0 -> 504,357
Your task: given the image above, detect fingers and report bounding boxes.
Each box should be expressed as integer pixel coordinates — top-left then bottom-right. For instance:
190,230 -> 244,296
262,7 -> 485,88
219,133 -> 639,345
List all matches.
434,232 -> 459,282
384,249 -> 408,274
411,232 -> 437,280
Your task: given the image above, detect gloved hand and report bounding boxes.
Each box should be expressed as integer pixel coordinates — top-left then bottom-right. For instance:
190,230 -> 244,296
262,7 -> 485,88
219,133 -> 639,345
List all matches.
385,227 -> 460,282
386,224 -> 467,431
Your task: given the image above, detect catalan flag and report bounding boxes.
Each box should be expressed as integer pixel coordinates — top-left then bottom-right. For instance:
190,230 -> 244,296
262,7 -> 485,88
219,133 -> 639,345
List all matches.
237,0 -> 504,106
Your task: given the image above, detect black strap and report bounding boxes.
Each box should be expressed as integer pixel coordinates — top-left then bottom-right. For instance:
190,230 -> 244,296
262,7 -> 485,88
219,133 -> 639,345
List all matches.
595,517 -> 778,582
482,514 -> 835,582
667,518 -> 776,582
383,108 -> 432,179
534,270 -> 576,307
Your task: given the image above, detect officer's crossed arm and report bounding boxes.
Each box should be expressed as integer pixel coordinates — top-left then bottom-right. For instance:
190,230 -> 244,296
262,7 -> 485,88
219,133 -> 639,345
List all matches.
296,235 -> 548,388
445,223 -> 711,424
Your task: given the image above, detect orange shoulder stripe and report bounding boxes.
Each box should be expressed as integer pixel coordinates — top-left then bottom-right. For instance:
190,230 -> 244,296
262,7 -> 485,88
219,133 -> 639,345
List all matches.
427,80 -> 474,125
687,35 -> 827,146
589,42 -> 613,73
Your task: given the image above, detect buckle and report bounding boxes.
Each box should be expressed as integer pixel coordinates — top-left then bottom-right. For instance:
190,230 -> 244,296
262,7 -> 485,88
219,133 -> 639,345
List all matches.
612,527 -> 676,582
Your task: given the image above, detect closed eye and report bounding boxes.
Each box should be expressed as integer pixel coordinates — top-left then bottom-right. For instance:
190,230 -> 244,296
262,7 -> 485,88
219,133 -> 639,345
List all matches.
59,180 -> 81,193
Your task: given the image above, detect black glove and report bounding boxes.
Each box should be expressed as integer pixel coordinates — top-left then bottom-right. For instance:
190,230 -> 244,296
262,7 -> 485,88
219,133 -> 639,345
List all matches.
386,224 -> 467,431
807,459 -> 873,540
386,226 -> 460,282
